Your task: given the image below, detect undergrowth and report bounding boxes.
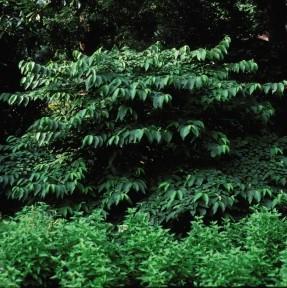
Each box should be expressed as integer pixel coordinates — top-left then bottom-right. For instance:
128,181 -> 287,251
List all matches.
1,205 -> 287,287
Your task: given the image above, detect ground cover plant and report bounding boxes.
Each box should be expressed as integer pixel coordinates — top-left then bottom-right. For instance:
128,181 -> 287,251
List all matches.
1,205 -> 287,287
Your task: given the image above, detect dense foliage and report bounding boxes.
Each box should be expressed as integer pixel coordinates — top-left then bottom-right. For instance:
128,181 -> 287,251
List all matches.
0,0 -> 264,56
1,37 -> 287,222
1,0 -> 287,287
2,205 -> 287,287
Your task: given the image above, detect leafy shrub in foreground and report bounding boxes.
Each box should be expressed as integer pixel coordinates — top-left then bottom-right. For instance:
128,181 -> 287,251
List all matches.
0,205 -> 57,287
2,205 -> 287,287
54,213 -> 116,288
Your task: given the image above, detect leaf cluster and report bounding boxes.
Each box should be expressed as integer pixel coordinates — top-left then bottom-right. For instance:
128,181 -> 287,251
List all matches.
1,205 -> 287,287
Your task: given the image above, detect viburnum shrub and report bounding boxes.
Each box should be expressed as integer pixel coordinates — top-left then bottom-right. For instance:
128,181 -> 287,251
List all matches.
0,36 -> 286,220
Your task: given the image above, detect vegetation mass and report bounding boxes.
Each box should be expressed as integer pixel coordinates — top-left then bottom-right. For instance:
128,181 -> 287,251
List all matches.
1,0 -> 287,287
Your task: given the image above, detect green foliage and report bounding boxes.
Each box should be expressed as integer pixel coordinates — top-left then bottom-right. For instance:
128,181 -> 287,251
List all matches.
150,0 -> 263,46
1,37 -> 287,220
140,135 -> 287,222
0,205 -> 57,287
53,210 -> 116,288
1,2 -> 287,286
0,0 -> 264,55
139,168 -> 244,222
2,205 -> 287,287
0,0 -> 80,59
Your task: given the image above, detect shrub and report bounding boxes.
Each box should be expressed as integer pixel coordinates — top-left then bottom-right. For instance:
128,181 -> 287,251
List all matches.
0,205 -> 57,287
1,205 -> 287,287
0,37 -> 286,221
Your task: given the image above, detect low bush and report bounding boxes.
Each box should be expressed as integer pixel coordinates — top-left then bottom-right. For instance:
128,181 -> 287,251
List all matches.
1,205 -> 287,287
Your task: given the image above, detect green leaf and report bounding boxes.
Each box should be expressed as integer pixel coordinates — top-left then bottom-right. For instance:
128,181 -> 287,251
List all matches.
212,202 -> 219,215
179,125 -> 191,140
193,192 -> 203,202
83,135 -> 94,146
